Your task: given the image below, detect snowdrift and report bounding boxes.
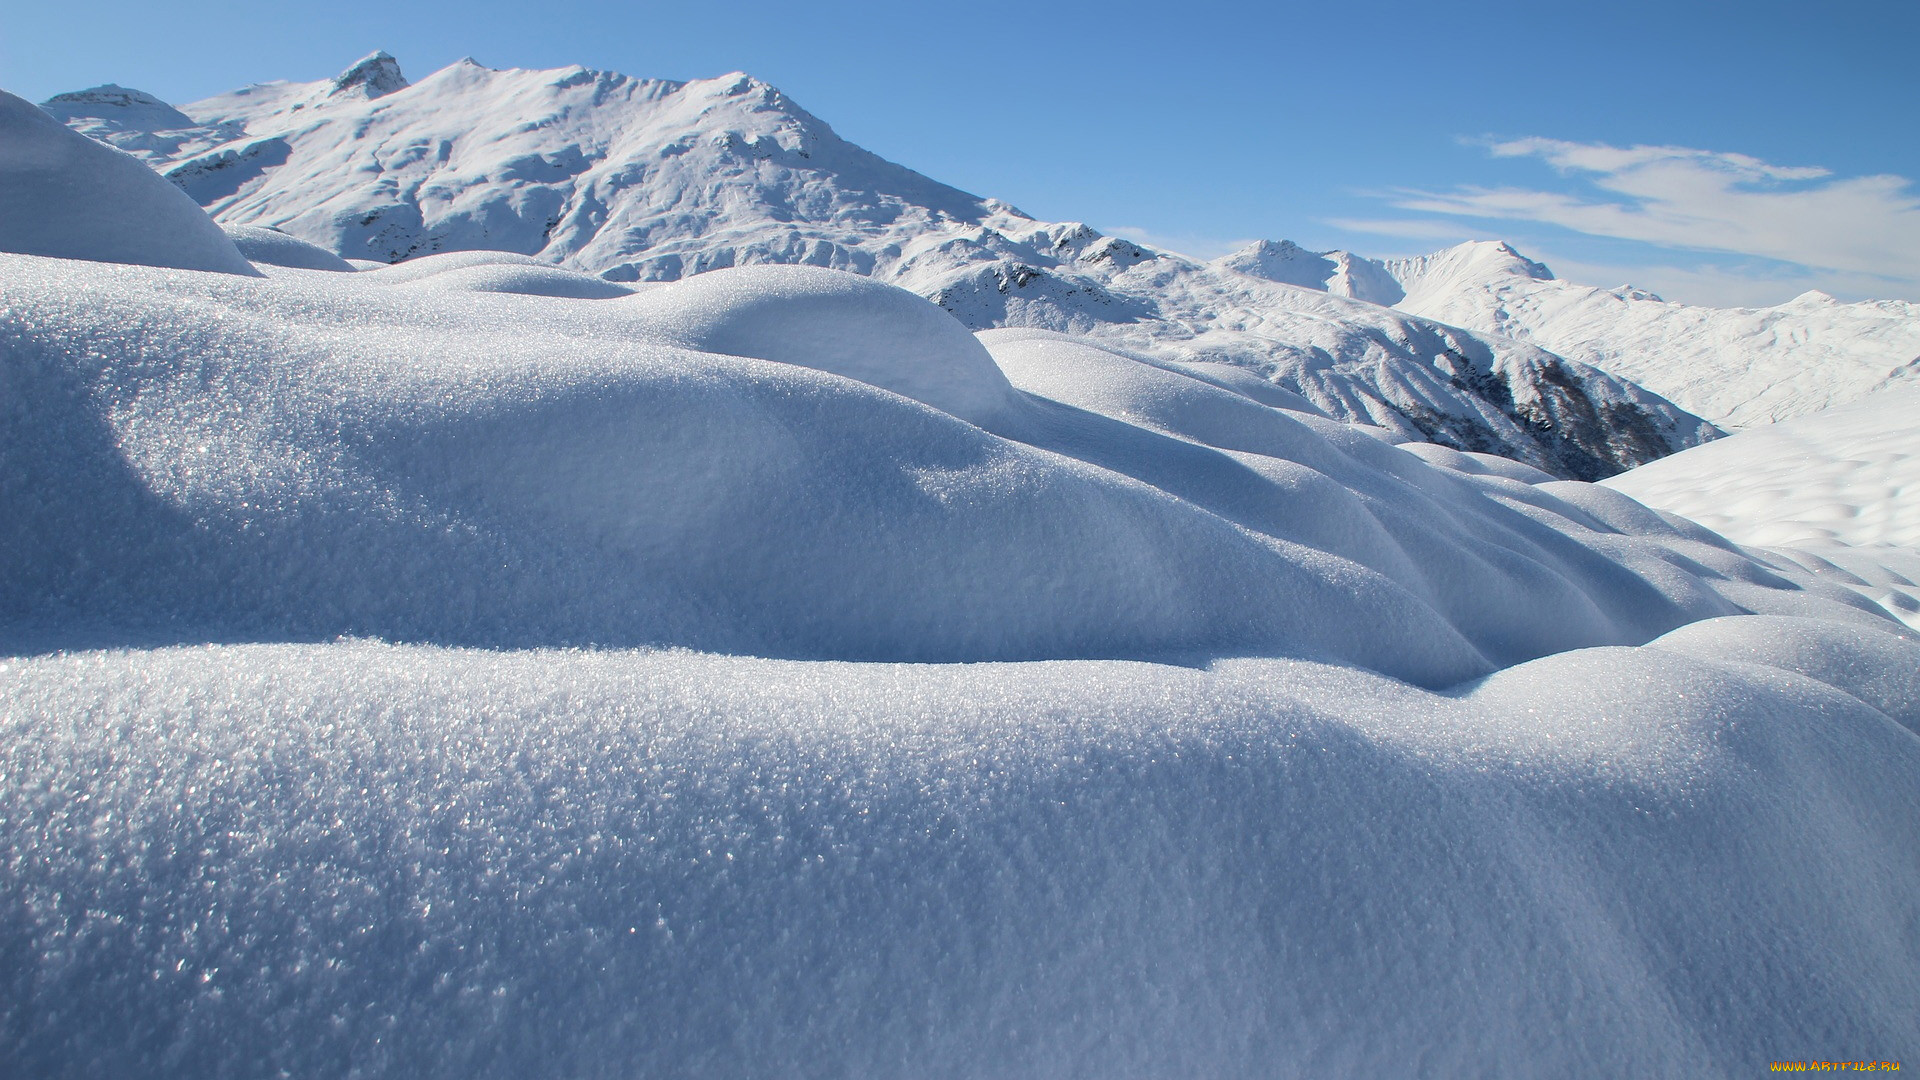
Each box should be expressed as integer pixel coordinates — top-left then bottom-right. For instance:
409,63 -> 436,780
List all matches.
2,245 -> 1917,1076
2,255 -> 1880,680
1608,382 -> 1920,552
0,91 -> 257,276
4,632 -> 1918,1078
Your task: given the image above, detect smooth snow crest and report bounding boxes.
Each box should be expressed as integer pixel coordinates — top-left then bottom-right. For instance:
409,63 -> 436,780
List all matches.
0,90 -> 257,275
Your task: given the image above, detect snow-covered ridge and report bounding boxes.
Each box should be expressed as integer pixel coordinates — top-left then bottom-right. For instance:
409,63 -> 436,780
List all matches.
37,54 -> 1718,479
1220,238 -> 1920,428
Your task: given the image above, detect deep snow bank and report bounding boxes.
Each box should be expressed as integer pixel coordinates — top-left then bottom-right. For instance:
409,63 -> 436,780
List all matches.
223,223 -> 355,271
1,256 -> 1885,683
4,249 -> 1918,1077
0,91 -> 257,275
1,632 -> 1916,1078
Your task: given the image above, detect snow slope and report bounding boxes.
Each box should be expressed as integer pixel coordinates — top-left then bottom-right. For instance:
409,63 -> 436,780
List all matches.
7,61 -> 1920,1079
39,55 -> 1716,480
1608,382 -> 1920,552
1220,239 -> 1920,428
0,90 -> 256,275
1606,382 -> 1920,631
5,631 -> 1918,1078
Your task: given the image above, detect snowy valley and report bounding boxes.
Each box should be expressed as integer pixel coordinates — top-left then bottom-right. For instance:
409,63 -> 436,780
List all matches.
2,51 -> 1918,1079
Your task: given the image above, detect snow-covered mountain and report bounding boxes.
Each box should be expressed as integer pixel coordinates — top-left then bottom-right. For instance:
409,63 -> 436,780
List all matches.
39,52 -> 1717,480
1220,238 -> 1920,429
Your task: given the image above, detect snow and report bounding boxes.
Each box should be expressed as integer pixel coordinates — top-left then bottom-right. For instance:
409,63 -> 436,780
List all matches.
1605,383 -> 1920,629
224,223 -> 355,271
8,252 -> 1836,682
42,56 -> 1718,479
622,265 -> 1018,424
5,54 -> 1920,1078
1223,238 -> 1920,428
2,632 -> 1916,1077
1606,382 -> 1920,550
0,90 -> 258,276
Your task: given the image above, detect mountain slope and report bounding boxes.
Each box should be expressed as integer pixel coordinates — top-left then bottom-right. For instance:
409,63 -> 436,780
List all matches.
1219,239 -> 1920,428
39,53 -> 1715,480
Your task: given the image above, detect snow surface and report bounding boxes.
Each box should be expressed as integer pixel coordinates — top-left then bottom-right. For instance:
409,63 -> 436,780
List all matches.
222,223 -> 355,271
40,57 -> 1717,479
1222,239 -> 1920,428
6,57 -> 1920,1079
1606,383 -> 1920,630
4,632 -> 1918,1078
1608,382 -> 1920,551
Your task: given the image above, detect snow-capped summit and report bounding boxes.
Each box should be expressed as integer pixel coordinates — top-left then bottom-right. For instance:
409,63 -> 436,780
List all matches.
329,50 -> 408,98
40,83 -> 194,125
1215,240 -> 1405,306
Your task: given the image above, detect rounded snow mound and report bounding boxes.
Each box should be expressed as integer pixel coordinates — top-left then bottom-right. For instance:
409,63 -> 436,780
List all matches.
223,225 -> 355,272
396,262 -> 636,298
1,254 -> 1904,684
0,90 -> 258,276
360,249 -> 547,282
623,265 -> 1019,425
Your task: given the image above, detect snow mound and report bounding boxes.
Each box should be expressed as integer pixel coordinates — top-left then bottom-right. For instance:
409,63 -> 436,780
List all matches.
623,265 -> 1019,425
359,249 -> 549,281
1650,615 -> 1920,735
223,224 -> 354,271
396,261 -> 636,298
4,243 -> 1920,1076
6,254 -> 1895,683
0,91 -> 257,275
1,639 -> 1915,1077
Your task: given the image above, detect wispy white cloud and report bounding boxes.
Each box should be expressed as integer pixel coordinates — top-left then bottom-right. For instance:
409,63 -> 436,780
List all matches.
1387,138 -> 1920,296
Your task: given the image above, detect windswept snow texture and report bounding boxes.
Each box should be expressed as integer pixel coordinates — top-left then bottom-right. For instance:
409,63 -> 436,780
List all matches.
2,246 -> 1918,1076
1221,239 -> 1920,428
0,90 -> 256,275
4,633 -> 1919,1079
40,57 -> 1715,479
1606,383 -> 1920,630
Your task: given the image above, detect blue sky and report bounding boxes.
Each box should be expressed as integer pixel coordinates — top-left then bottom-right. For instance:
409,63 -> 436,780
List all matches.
4,0 -> 1915,305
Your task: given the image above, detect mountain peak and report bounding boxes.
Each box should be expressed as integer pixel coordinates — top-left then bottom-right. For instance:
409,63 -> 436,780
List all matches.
1452,240 -> 1555,281
42,84 -> 171,109
38,84 -> 196,129
331,51 -> 408,99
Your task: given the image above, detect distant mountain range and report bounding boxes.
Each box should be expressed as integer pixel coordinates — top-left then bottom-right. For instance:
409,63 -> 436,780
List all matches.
40,51 -> 1907,477
1219,239 -> 1920,429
